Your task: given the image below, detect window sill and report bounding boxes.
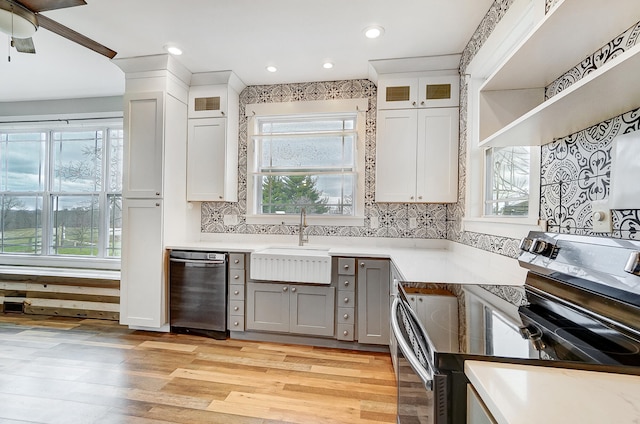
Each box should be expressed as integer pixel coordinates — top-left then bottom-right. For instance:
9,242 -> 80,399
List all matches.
0,254 -> 120,272
245,214 -> 365,227
462,217 -> 545,239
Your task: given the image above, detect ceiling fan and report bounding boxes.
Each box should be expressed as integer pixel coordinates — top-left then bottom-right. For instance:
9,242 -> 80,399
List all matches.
0,0 -> 116,58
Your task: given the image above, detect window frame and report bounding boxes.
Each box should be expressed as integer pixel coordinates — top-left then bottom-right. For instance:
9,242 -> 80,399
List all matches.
245,99 -> 367,226
0,118 -> 122,270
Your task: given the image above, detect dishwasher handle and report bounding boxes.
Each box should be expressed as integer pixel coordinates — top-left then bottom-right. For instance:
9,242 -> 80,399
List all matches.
391,297 -> 434,390
169,257 -> 226,266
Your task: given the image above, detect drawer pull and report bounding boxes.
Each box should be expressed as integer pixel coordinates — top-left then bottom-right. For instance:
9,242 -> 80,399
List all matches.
343,280 -> 349,287
234,321 -> 239,326
234,290 -> 239,295
343,330 -> 349,336
234,259 -> 240,264
233,306 -> 239,311
344,297 -> 349,303
343,264 -> 350,270
343,313 -> 349,319
234,275 -> 239,280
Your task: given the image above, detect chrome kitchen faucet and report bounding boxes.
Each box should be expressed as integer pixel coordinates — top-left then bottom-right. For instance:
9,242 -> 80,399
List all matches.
299,207 -> 309,246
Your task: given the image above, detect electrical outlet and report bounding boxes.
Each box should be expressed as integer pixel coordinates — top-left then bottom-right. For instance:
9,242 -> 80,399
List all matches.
409,217 -> 417,229
591,200 -> 612,233
370,216 -> 379,229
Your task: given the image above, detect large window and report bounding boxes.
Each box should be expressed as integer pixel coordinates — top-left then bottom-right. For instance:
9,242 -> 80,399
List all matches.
484,146 -> 530,216
246,99 -> 366,224
0,124 -> 123,260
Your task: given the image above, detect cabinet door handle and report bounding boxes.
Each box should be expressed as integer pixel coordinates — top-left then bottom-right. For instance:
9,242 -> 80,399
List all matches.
418,196 -> 423,200
155,203 -> 160,207
412,101 -> 417,106
419,297 -> 423,302
360,262 -> 365,268
218,195 -> 223,199
283,287 -> 288,292
420,101 -> 425,106
155,192 -> 160,196
291,287 -> 297,292
410,196 -> 414,200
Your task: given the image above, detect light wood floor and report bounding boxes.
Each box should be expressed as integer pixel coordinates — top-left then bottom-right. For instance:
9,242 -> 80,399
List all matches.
0,314 -> 397,424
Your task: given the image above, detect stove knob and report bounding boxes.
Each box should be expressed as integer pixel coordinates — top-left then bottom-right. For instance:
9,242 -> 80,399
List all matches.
519,237 -> 533,252
519,326 -> 532,339
529,238 -> 548,254
624,251 -> 640,276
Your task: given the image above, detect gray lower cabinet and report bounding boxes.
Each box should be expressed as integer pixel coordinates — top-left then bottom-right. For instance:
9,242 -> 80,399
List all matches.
357,259 -> 390,345
246,282 -> 335,337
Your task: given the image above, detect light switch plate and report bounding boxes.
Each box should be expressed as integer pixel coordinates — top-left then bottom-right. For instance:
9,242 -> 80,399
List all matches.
370,216 -> 379,228
409,217 -> 417,229
591,200 -> 612,233
223,214 -> 239,225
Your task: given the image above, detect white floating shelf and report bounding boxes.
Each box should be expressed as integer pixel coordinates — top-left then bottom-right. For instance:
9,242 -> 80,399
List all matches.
483,0 -> 640,91
480,43 -> 640,147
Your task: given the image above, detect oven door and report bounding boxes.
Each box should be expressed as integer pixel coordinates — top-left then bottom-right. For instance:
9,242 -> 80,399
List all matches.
391,296 -> 441,423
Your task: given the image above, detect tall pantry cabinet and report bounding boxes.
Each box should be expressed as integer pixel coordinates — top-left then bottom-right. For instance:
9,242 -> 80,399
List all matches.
116,55 -> 193,329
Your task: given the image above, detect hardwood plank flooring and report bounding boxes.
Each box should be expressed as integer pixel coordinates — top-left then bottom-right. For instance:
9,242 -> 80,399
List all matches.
0,314 -> 397,423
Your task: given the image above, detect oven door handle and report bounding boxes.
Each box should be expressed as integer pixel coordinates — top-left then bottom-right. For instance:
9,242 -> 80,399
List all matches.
391,297 -> 434,390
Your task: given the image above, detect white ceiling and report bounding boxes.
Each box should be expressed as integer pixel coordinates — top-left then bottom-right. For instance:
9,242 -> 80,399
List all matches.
0,0 -> 493,103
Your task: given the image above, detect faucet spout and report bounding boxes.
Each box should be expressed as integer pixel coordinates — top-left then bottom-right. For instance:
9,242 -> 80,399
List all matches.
298,207 -> 309,246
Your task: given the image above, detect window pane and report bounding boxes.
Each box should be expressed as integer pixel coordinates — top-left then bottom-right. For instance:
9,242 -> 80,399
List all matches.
485,146 -> 530,216
51,195 -> 99,256
109,129 -> 124,192
258,174 -> 354,215
259,134 -> 354,169
0,195 -> 42,254
107,194 -> 122,258
1,133 -> 46,191
52,131 -> 102,192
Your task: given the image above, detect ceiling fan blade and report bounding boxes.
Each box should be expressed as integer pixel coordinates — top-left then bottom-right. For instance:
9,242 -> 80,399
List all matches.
15,0 -> 86,12
36,14 -> 117,59
12,37 -> 36,53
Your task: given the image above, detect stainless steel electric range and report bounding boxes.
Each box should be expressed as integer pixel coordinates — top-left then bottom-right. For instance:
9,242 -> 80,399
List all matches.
391,231 -> 640,424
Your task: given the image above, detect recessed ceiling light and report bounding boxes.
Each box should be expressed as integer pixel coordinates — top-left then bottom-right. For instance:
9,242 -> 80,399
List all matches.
364,25 -> 385,39
323,62 -> 334,69
164,44 -> 183,56
266,65 -> 278,73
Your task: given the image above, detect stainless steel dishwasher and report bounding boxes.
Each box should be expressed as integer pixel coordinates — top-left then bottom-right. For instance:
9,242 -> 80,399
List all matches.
169,250 -> 227,339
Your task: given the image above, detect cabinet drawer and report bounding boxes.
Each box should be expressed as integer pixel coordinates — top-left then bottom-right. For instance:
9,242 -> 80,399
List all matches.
229,315 -> 245,331
229,284 -> 245,301
229,253 -> 245,269
338,307 -> 355,324
337,324 -> 354,341
338,292 -> 354,308
338,258 -> 356,275
229,300 -> 244,316
337,275 -> 355,292
228,271 -> 245,285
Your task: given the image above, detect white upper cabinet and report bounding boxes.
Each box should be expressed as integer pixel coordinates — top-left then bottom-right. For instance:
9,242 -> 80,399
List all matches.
188,85 -> 230,119
376,72 -> 459,203
186,72 -> 244,202
479,0 -> 640,147
378,75 -> 459,110
123,91 -> 164,198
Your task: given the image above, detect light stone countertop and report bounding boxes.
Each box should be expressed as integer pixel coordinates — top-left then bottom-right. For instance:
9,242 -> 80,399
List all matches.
465,360 -> 640,424
167,235 -> 526,285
